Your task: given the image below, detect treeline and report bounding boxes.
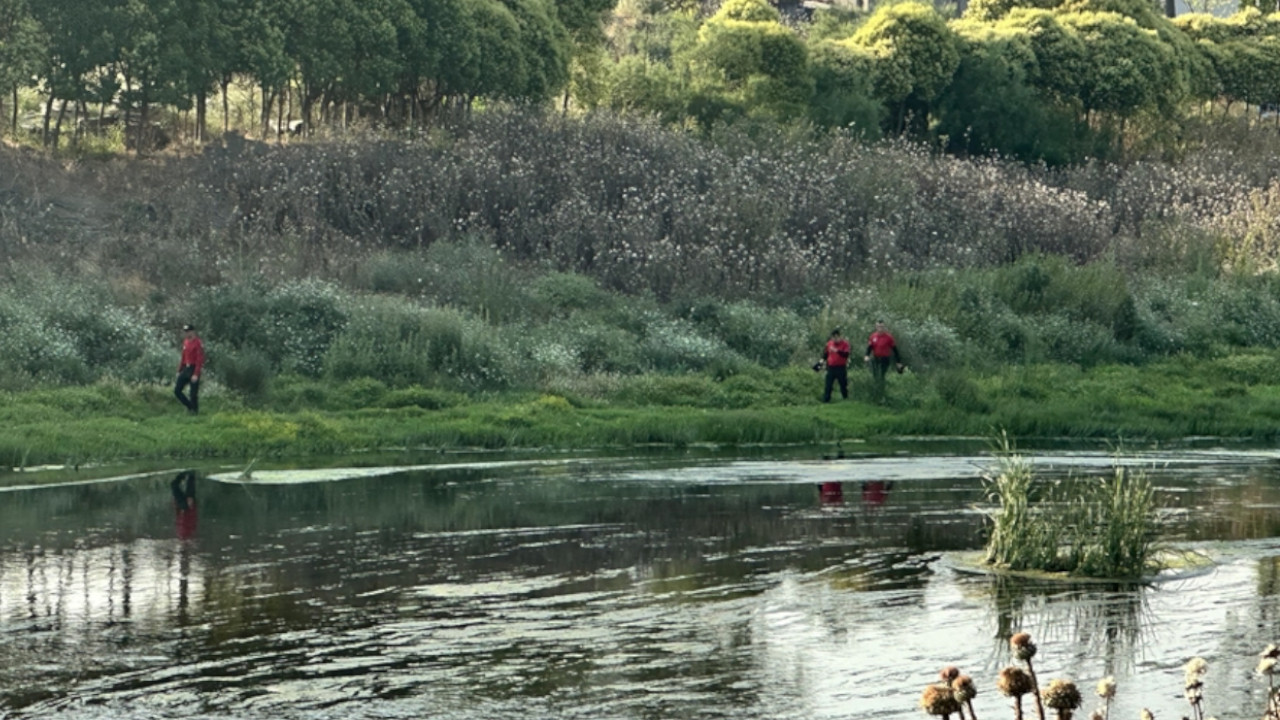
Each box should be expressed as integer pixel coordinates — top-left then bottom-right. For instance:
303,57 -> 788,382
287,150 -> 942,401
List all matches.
0,0 -> 610,145
2,0 -> 1280,161
587,0 -> 1280,162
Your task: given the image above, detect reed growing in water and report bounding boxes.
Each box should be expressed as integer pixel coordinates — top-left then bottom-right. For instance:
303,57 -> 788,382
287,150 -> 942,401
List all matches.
982,435 -> 1157,579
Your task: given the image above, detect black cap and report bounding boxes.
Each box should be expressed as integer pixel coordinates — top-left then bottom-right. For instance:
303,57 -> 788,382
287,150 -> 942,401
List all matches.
830,328 -> 841,337
182,324 -> 196,332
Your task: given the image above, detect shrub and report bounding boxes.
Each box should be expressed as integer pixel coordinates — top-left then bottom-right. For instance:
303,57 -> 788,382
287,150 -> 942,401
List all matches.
191,278 -> 348,377
380,386 -> 467,409
219,348 -> 273,398
530,272 -> 614,316
934,369 -> 990,412
613,373 -> 727,406
323,297 -> 508,389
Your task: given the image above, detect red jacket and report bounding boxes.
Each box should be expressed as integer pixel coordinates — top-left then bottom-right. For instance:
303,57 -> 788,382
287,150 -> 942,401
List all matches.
867,331 -> 898,359
179,336 -> 205,376
825,338 -> 851,367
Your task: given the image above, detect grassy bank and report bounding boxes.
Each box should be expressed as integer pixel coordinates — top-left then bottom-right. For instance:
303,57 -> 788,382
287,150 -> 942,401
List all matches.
3,352 -> 1278,473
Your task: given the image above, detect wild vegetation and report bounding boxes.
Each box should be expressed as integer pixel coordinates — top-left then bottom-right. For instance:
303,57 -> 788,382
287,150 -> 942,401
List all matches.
1,0 -> 1280,163
921,634 -> 1280,720
981,436 -> 1158,579
5,106 -> 1280,465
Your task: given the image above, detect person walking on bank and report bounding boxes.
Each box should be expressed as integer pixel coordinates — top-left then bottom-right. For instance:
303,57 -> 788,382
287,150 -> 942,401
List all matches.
818,328 -> 851,402
864,320 -> 904,396
175,324 -> 204,415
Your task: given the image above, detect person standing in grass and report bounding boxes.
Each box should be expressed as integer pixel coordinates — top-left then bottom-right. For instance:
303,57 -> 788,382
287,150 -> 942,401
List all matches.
175,324 -> 204,415
864,320 -> 904,396
818,328 -> 851,402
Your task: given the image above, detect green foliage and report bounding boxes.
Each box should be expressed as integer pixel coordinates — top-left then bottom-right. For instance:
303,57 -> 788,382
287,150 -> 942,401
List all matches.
847,2 -> 959,131
807,40 -> 884,133
711,0 -> 781,23
219,348 -> 273,398
982,437 -> 1159,578
1057,11 -> 1182,116
192,278 -> 348,377
693,13 -> 814,120
935,22 -> 1085,162
530,271 -> 613,315
322,297 -> 506,388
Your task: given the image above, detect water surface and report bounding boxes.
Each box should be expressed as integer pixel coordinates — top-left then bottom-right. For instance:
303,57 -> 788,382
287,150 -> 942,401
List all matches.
3,447 -> 1280,719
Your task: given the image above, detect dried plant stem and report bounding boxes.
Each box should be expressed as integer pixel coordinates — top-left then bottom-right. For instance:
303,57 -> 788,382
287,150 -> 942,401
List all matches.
965,698 -> 979,720
1025,659 -> 1046,720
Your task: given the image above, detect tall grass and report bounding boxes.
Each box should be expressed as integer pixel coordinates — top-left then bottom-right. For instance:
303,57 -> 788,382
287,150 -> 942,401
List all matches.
982,436 -> 1159,579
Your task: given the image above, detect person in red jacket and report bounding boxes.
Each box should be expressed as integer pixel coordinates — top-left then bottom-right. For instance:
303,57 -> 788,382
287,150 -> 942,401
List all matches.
817,328 -> 851,402
864,320 -> 904,395
175,324 -> 205,414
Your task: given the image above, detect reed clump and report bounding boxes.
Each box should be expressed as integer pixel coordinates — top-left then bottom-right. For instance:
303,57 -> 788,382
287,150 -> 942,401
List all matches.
981,434 -> 1159,579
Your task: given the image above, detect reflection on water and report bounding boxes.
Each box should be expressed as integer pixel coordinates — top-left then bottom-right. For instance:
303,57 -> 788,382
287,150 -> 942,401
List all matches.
2,450 -> 1280,719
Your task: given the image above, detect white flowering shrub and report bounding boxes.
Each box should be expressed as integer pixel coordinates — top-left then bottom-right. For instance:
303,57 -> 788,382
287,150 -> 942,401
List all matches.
191,278 -> 348,377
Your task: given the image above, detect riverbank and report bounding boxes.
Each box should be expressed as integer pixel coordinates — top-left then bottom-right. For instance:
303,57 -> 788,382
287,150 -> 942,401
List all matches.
3,352 -> 1278,475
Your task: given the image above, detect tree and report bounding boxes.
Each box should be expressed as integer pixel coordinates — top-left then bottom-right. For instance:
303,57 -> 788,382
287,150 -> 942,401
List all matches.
806,40 -> 883,134
691,0 -> 813,121
846,2 -> 960,134
1058,10 -> 1180,117
0,0 -> 45,134
936,22 -> 1084,162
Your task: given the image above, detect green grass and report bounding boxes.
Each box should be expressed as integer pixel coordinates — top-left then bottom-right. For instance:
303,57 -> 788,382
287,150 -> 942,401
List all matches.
2,351 -> 1280,478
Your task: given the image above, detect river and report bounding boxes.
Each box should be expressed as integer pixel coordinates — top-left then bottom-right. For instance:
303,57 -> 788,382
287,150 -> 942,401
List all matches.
2,445 -> 1280,719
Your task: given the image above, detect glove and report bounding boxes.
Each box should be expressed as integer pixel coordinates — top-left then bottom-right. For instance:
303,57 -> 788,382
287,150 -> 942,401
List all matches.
895,363 -> 905,374
812,362 -> 824,373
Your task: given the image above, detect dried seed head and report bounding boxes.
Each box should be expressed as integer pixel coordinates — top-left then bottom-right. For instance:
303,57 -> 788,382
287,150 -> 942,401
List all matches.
1089,711 -> 1103,720
1095,676 -> 1116,700
997,666 -> 1035,697
1010,632 -> 1038,661
1184,657 -> 1208,689
1140,710 -> 1154,720
1259,657 -> 1278,676
1262,644 -> 1280,659
952,675 -> 977,703
920,683 -> 963,716
1043,679 -> 1082,710
939,665 -> 961,683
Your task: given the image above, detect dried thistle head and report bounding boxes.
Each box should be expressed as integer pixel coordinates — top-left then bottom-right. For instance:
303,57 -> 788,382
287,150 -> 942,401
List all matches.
1095,676 -> 1116,700
1262,643 -> 1280,659
1140,710 -> 1154,720
920,683 -> 963,716
1089,711 -> 1103,720
1184,657 -> 1208,691
952,675 -> 977,703
1259,657 -> 1278,676
1010,632 -> 1038,662
939,665 -> 960,683
1043,679 -> 1082,710
997,666 -> 1035,697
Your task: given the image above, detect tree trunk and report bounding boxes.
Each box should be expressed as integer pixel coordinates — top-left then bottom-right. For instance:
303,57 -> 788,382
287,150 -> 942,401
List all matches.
196,89 -> 207,143
42,93 -> 54,146
52,98 -> 68,150
221,76 -> 231,135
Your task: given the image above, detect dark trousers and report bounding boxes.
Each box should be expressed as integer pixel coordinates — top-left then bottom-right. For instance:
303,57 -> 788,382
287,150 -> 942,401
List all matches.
175,365 -> 200,413
823,365 -> 848,402
870,356 -> 892,383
